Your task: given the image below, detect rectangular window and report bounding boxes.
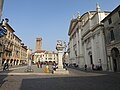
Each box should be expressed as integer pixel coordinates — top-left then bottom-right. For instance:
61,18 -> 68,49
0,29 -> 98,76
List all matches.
110,30 -> 115,41
48,58 -> 52,60
0,44 -> 2,51
108,18 -> 112,24
0,53 -> 1,57
118,11 -> 120,17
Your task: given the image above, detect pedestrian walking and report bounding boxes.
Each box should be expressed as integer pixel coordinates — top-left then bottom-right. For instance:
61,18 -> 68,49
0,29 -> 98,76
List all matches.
3,62 -> 9,71
52,63 -> 56,71
40,62 -> 42,68
92,64 -> 94,70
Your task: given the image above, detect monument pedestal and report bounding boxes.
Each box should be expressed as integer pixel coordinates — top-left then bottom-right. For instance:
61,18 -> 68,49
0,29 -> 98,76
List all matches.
53,68 -> 69,74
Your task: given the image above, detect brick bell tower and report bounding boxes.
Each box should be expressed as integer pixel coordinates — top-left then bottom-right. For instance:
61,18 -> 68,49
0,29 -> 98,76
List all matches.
35,37 -> 42,51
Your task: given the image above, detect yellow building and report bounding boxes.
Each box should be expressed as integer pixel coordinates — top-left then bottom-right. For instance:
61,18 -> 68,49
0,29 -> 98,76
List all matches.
20,43 -> 27,65
2,18 -> 15,65
12,34 -> 22,65
1,18 -> 28,66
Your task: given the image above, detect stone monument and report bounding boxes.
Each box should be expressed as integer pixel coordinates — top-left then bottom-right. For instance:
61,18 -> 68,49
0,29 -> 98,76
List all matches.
53,40 -> 69,74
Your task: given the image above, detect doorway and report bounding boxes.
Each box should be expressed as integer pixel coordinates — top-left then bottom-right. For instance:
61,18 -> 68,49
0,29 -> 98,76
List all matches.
113,59 -> 117,72
111,47 -> 120,72
90,55 -> 93,64
88,51 -> 93,64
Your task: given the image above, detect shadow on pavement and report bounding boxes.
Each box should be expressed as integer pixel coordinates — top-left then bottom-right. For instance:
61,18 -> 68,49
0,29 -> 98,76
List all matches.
0,70 -> 13,87
68,66 -> 120,75
20,75 -> 120,90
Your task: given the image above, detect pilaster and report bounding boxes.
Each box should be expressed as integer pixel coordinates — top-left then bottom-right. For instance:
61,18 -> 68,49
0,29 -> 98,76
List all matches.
91,36 -> 95,64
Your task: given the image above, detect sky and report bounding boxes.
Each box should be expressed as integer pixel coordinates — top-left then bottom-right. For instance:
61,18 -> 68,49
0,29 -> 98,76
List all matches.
1,0 -> 120,52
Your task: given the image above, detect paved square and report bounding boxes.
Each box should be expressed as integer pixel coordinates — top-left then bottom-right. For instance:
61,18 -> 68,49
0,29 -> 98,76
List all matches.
0,65 -> 120,90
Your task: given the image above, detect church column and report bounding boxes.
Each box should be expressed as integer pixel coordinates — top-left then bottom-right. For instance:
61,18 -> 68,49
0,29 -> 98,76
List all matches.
76,30 -> 79,65
91,36 -> 95,64
83,41 -> 87,65
99,30 -> 107,70
78,26 -> 85,68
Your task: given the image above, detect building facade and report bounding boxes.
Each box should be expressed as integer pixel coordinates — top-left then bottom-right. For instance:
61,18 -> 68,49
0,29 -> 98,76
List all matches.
12,34 -> 22,65
20,43 -> 27,65
34,50 -> 57,64
102,5 -> 120,72
68,4 -> 110,70
0,35 -> 5,67
68,12 -> 84,67
0,18 -> 28,66
2,18 -> 15,65
45,51 -> 57,63
81,5 -> 110,70
33,37 -> 57,64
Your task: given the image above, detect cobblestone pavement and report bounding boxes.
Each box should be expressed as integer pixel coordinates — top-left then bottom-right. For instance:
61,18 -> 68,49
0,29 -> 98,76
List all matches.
0,65 -> 120,90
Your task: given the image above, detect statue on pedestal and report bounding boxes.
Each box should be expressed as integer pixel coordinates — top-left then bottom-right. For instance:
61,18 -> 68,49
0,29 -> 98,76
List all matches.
53,40 -> 69,74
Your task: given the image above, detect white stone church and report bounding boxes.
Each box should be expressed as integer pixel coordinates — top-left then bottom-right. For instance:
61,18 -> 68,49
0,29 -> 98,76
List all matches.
68,4 -> 110,71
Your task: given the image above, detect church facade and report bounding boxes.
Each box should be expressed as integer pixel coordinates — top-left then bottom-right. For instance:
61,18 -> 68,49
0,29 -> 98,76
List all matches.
68,4 -> 110,70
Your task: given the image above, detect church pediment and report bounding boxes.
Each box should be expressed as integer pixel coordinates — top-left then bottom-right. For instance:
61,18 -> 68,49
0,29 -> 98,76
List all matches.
68,19 -> 78,35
